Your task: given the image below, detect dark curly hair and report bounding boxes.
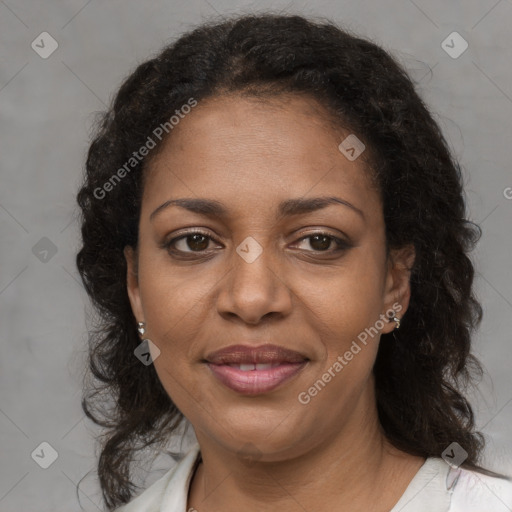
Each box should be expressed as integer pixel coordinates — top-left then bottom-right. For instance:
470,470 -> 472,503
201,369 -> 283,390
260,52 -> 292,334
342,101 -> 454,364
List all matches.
76,12 -> 504,510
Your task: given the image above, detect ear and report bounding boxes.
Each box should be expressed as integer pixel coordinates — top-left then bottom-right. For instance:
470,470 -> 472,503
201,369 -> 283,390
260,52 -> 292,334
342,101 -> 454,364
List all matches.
124,245 -> 144,323
380,243 -> 416,334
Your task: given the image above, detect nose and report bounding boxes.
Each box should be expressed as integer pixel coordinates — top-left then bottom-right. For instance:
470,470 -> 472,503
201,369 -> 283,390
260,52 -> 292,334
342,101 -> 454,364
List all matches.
216,243 -> 293,325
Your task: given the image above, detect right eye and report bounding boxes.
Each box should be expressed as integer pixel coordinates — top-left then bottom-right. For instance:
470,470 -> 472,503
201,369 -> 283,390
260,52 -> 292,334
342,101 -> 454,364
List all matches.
161,229 -> 224,258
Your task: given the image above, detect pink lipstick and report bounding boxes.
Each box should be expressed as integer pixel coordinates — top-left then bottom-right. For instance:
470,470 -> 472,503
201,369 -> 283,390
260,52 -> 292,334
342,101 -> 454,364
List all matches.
204,344 -> 308,395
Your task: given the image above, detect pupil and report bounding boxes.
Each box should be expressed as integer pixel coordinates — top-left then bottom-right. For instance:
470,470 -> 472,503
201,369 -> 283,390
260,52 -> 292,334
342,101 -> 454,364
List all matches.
188,234 -> 208,251
311,235 -> 330,251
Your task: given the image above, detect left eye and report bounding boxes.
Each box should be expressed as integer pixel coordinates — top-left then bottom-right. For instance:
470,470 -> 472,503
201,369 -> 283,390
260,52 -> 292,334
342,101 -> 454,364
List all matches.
294,233 -> 347,252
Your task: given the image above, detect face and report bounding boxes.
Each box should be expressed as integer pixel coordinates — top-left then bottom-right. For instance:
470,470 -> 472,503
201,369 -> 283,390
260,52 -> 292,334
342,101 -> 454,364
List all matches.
125,93 -> 415,461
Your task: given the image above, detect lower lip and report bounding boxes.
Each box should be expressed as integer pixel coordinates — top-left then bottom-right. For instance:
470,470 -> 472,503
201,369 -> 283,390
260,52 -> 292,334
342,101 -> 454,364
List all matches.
206,362 -> 308,395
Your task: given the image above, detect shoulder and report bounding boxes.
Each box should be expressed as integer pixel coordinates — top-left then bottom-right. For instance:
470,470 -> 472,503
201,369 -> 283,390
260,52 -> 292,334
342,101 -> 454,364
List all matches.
112,443 -> 201,512
449,464 -> 512,511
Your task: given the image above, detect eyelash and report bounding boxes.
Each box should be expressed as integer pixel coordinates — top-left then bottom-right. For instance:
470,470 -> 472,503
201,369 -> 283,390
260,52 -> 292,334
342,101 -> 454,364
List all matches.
161,229 -> 351,258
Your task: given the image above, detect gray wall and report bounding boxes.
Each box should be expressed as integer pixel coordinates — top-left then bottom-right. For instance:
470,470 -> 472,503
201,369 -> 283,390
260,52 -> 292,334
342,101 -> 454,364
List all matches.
1,0 -> 511,510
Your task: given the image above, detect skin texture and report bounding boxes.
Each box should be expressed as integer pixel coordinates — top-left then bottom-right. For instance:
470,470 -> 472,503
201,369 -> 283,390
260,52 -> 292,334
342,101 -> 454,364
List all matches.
124,93 -> 423,512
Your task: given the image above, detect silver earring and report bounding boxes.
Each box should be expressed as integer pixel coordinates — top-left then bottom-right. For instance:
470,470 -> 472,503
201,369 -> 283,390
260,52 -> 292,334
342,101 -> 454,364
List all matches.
137,321 -> 146,337
387,310 -> 401,330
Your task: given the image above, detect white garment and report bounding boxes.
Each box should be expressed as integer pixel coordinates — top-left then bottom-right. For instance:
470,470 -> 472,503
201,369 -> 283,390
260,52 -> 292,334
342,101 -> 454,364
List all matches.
114,443 -> 512,511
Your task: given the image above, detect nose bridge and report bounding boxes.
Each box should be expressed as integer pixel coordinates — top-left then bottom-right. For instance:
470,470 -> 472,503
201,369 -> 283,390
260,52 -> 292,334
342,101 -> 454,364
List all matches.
235,236 -> 274,284
232,234 -> 278,297
218,235 -> 291,323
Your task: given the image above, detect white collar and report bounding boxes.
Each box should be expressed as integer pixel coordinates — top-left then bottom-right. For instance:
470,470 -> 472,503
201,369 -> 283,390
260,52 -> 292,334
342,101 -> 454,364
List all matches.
389,457 -> 453,511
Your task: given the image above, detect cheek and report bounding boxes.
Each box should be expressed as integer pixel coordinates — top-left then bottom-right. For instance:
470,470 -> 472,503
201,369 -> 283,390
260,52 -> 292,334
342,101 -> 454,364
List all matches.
299,276 -> 383,426
301,253 -> 386,338
137,265 -> 207,399
138,253 -> 207,339
297,255 -> 386,395
135,249 -> 226,409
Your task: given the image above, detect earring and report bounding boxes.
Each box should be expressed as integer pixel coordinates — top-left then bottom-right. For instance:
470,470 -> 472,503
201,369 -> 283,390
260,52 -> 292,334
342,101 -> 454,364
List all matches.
387,310 -> 401,330
134,321 -> 160,365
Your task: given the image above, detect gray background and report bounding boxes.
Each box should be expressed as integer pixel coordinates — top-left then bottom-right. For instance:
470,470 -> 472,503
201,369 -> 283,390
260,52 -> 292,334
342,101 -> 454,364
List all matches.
1,0 -> 511,510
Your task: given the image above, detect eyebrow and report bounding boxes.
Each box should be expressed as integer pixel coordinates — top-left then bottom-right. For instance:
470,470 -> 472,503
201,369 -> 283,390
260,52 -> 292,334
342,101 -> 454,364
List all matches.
149,196 -> 365,222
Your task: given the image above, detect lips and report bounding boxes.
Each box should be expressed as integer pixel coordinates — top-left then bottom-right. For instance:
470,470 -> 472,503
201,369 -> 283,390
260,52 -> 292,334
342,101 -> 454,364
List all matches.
204,344 -> 309,395
205,344 -> 308,365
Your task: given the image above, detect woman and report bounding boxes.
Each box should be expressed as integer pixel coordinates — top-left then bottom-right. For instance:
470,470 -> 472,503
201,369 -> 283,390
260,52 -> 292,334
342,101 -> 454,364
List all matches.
76,13 -> 512,512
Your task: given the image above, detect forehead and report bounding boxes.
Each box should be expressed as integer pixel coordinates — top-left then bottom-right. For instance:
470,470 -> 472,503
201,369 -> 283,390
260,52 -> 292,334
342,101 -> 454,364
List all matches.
142,93 -> 380,219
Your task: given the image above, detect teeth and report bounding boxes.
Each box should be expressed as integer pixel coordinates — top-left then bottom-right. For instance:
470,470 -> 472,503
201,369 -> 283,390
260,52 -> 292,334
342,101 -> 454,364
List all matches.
255,363 -> 274,370
228,363 -> 281,371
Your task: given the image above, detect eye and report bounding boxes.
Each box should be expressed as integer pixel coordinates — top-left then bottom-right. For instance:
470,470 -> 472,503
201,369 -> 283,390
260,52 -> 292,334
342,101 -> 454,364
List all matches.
293,232 -> 350,253
163,230 -> 220,255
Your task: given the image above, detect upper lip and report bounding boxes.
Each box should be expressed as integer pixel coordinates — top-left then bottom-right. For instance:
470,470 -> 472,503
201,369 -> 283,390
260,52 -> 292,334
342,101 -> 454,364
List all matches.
205,344 -> 309,365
